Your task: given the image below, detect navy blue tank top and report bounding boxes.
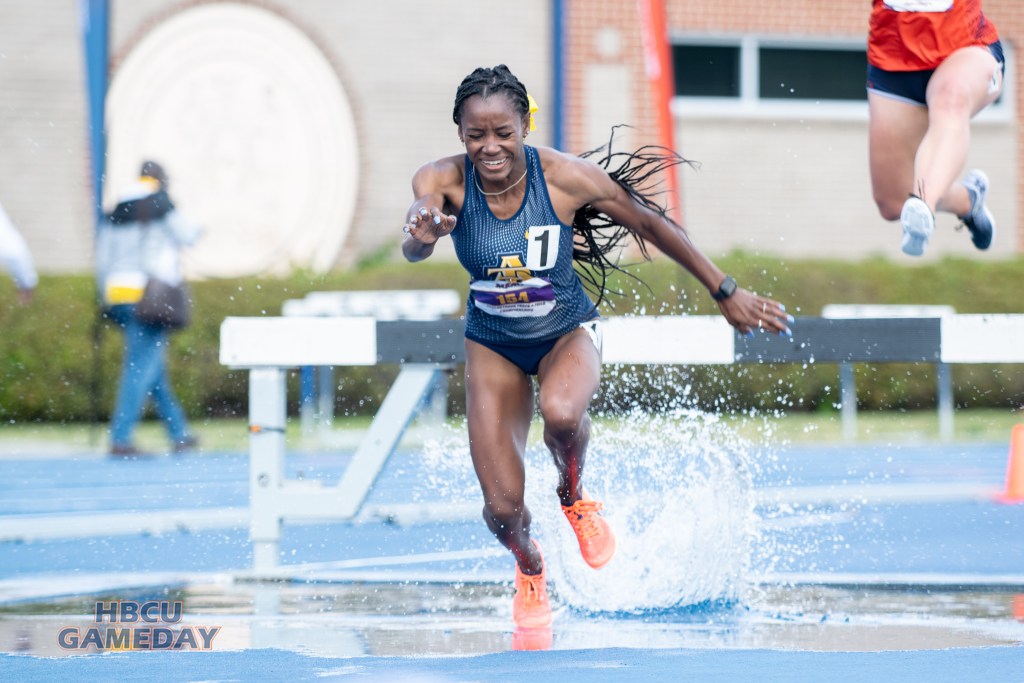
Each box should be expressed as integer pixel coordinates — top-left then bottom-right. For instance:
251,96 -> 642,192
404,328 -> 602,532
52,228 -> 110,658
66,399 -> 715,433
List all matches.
452,145 -> 597,345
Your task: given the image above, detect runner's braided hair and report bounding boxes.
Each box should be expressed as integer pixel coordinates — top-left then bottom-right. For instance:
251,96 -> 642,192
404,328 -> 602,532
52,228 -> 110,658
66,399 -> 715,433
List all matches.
452,65 -> 531,128
453,66 -> 696,306
573,126 -> 697,305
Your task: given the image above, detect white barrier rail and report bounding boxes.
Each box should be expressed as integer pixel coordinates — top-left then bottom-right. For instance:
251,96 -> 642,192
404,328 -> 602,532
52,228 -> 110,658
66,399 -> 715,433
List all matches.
220,313 -> 1024,569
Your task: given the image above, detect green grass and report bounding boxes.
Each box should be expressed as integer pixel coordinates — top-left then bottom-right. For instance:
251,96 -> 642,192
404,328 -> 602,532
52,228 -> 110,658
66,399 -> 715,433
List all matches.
591,408 -> 1021,446
720,407 -> 1022,445
1,408 -> 1020,456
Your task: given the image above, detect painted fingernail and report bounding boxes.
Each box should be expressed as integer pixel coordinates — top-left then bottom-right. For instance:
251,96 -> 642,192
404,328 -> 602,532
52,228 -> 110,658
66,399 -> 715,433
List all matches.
787,314 -> 795,324
779,304 -> 786,312
785,328 -> 792,337
745,331 -> 755,338
433,215 -> 441,225
420,207 -> 428,216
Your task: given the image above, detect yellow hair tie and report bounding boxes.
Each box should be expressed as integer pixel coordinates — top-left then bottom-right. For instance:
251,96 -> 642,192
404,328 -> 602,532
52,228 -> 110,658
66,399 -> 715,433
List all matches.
527,93 -> 539,132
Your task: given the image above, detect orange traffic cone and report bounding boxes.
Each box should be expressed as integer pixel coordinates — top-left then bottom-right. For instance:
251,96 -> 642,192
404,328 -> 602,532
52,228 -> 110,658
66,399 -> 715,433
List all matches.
1013,594 -> 1024,622
996,424 -> 1024,504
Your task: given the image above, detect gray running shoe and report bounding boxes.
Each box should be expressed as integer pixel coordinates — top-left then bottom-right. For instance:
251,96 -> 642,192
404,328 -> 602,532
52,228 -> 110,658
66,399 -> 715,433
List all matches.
960,169 -> 995,250
900,196 -> 934,257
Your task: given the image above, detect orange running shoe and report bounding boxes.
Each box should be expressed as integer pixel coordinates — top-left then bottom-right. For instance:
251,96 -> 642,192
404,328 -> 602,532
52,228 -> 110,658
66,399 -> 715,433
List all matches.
562,491 -> 616,569
512,540 -> 553,629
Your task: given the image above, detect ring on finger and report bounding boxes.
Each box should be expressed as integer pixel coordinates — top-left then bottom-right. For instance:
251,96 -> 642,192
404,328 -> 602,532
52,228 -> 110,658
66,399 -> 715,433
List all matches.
762,302 -> 767,314
757,319 -> 763,329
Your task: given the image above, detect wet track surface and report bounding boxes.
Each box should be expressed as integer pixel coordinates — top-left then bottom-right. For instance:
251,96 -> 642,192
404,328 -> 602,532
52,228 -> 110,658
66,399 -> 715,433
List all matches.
1,432 -> 1022,673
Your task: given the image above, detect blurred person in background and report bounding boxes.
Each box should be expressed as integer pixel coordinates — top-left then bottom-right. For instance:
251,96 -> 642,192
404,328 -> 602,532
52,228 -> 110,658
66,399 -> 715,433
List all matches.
95,161 -> 200,457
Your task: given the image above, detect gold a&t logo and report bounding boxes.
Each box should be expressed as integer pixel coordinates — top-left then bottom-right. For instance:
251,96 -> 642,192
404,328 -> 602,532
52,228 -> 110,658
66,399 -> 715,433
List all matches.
485,254 -> 532,284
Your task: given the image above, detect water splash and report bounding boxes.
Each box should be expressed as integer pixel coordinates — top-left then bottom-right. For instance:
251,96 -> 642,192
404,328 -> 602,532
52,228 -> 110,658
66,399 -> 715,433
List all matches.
419,407 -> 766,614
537,408 -> 758,613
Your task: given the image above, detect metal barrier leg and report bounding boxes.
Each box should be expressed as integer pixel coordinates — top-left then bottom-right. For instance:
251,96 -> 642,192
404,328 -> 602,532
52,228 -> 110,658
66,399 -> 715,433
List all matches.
299,366 -> 315,438
334,364 -> 443,516
840,363 -> 857,441
427,367 -> 448,423
317,365 -> 335,431
249,368 -> 287,570
937,362 -> 954,441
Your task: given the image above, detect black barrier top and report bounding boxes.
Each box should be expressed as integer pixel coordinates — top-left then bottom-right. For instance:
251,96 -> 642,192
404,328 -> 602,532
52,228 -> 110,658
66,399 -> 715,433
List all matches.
376,317 -> 943,365
734,318 -> 941,363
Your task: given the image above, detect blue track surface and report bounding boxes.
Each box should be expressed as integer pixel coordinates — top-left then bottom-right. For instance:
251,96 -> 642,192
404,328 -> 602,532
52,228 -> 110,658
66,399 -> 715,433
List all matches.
3,645 -> 1024,683
2,443 -> 1021,578
1,438 -> 1022,680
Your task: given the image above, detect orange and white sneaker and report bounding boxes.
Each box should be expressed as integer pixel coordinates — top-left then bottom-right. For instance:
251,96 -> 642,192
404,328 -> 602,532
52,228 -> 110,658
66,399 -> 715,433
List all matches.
561,491 -> 616,569
512,540 -> 553,629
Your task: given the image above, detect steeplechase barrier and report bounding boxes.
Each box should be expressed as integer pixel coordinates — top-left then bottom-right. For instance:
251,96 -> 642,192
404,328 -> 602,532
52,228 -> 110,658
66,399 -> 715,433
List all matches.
220,313 -> 1024,569
282,290 -> 462,436
822,304 -> 957,440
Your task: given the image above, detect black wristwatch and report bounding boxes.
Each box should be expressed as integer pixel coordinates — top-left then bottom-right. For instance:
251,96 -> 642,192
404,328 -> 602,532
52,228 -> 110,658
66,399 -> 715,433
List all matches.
711,275 -> 737,302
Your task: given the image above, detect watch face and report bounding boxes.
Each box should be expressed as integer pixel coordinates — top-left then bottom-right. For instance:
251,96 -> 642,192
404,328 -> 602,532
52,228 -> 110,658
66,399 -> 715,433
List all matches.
714,276 -> 736,300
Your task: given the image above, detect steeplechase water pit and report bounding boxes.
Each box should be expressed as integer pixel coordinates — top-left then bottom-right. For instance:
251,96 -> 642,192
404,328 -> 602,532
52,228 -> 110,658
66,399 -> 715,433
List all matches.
2,415 -> 1023,657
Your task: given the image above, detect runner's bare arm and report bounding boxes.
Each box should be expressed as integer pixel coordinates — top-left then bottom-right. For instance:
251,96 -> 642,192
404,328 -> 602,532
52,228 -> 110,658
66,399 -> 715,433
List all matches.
547,152 -> 791,336
402,158 -> 463,263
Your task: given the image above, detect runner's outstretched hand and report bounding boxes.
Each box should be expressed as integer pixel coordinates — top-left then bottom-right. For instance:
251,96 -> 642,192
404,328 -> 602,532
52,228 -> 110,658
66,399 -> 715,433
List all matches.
404,206 -> 457,245
717,288 -> 793,337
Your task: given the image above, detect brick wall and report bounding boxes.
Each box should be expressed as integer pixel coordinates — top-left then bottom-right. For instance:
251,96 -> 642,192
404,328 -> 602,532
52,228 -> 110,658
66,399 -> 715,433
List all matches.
1,1 -> 1019,274
0,4 -> 93,272
988,0 -> 1024,253
0,0 -> 554,274
109,0 -> 554,271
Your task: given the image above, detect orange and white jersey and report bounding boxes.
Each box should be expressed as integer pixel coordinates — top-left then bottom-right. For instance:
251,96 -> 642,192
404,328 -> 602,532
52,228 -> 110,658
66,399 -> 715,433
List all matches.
868,0 -> 999,71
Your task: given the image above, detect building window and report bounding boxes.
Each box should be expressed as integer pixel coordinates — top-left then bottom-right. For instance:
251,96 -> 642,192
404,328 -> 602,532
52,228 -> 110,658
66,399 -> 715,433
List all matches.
672,38 -> 867,103
758,47 -> 867,101
674,44 -> 740,98
671,36 -> 1012,121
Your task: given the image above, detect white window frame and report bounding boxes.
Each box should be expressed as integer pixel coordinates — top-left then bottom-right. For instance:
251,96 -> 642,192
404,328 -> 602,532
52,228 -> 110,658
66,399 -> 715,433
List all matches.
671,33 -> 1014,124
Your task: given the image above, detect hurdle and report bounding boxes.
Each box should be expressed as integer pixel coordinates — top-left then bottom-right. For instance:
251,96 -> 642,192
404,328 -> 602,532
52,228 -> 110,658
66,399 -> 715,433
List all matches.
281,290 -> 461,437
220,313 -> 1024,569
823,305 -> 957,441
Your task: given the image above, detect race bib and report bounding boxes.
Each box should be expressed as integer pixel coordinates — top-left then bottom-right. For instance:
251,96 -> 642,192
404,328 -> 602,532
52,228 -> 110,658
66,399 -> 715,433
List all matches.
470,277 -> 556,318
525,225 -> 559,271
883,1 -> 952,11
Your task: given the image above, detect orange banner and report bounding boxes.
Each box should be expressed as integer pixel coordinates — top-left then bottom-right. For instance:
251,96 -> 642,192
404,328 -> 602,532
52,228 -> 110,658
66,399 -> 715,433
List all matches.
637,0 -> 681,224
